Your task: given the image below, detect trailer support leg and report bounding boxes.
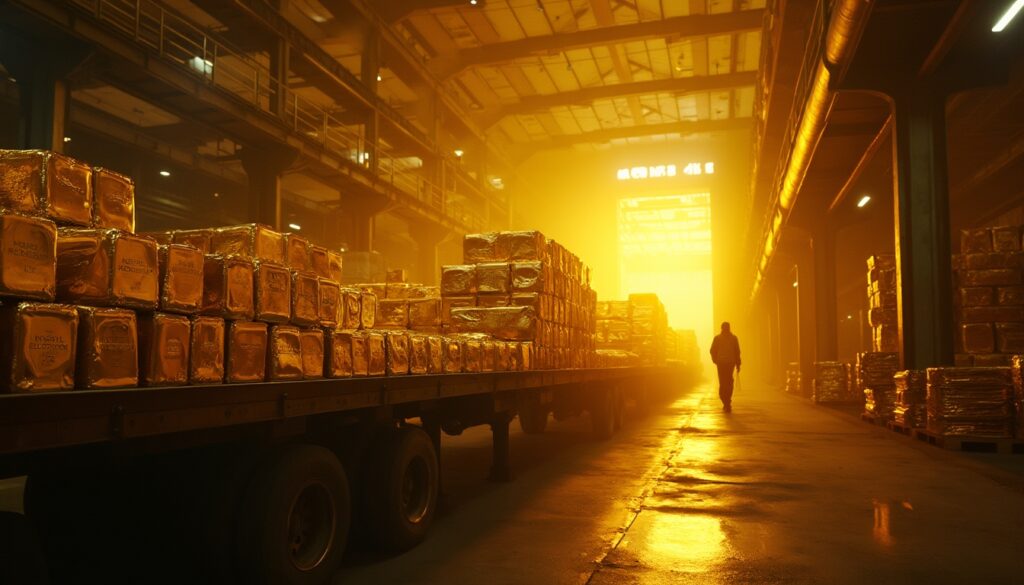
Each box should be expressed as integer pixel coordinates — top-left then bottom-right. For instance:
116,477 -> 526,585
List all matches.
488,412 -> 513,483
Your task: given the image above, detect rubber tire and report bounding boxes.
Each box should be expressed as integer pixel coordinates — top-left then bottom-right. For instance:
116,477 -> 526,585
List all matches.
518,406 -> 549,434
363,426 -> 439,552
236,444 -> 351,585
0,511 -> 48,585
591,389 -> 617,440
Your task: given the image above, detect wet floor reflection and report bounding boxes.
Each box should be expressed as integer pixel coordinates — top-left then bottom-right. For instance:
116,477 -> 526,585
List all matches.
633,513 -> 727,572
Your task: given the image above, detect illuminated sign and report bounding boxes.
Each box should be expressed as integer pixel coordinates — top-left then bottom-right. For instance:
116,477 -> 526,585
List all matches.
616,162 -> 714,180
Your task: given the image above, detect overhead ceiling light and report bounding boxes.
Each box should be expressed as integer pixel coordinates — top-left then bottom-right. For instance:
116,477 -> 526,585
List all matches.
857,195 -> 871,208
288,223 -> 301,231
792,281 -> 798,288
212,192 -> 220,198
159,170 -> 171,177
453,148 -> 464,158
63,136 -> 72,143
469,0 -> 477,4
993,0 -> 1024,32
376,73 -> 382,82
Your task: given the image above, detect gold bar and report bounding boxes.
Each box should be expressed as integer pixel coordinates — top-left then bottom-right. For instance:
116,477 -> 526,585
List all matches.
365,330 -> 385,376
0,212 -> 57,301
481,340 -> 496,372
325,329 -> 354,378
253,261 -> 291,323
448,306 -> 538,340
386,269 -> 406,283
441,296 -> 475,327
477,262 -> 510,294
291,270 -> 320,327
360,292 -> 377,329
140,231 -> 174,245
56,228 -> 159,310
408,298 -> 440,329
409,334 -> 429,375
477,294 -> 510,308
498,341 -> 512,372
442,336 -> 462,373
300,328 -> 324,379
318,278 -> 341,329
498,231 -> 545,261
386,283 -> 412,299
408,285 -> 441,299
385,331 -> 410,376
463,233 -> 505,263
138,312 -> 190,386
0,302 -> 78,392
92,167 -> 135,232
189,316 -> 224,384
310,245 -> 330,278
225,321 -> 267,383
0,150 -> 92,225
462,337 -> 483,373
341,287 -> 362,329
201,254 -> 255,320
376,299 -> 409,329
441,265 -> 477,296
158,244 -> 203,314
285,233 -> 310,271
267,324 -> 302,381
172,229 -> 214,254
351,331 -> 369,377
426,335 -> 442,374
211,224 -> 285,263
328,250 -> 343,282
511,261 -> 545,293
76,306 -> 137,389
358,283 -> 387,298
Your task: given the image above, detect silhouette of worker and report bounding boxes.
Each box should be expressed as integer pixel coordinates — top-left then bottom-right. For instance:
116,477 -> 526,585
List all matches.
710,322 -> 741,412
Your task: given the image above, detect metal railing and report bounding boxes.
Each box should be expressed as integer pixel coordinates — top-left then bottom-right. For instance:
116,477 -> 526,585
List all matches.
66,0 -> 485,229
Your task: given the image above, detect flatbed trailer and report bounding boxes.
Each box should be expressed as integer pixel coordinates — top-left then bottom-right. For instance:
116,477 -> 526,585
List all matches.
0,365 -> 688,585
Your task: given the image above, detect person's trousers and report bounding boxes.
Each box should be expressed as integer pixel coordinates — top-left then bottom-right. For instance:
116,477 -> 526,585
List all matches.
716,363 -> 735,406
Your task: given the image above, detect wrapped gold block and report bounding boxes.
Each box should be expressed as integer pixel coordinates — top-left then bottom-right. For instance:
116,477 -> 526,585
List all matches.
92,168 -> 135,232
253,261 -> 291,323
225,321 -> 267,383
0,213 -> 57,301
408,285 -> 440,299
173,229 -> 213,254
201,254 -> 254,319
211,224 -> 284,263
498,231 -> 545,261
462,337 -> 483,373
442,336 -> 463,373
76,306 -> 137,389
0,150 -> 92,225
409,298 -> 440,329
510,292 -> 540,313
376,299 -> 409,329
341,288 -> 362,329
464,233 -> 504,263
138,313 -> 190,386
427,335 -> 443,374
409,334 -> 429,375
300,328 -> 324,379
449,306 -> 538,341
441,265 -> 477,296
358,283 -> 387,298
318,279 -> 341,328
511,261 -> 545,293
476,263 -> 510,294
158,244 -> 203,314
285,233 -> 309,271
360,292 -> 377,329
141,231 -> 174,245
477,294 -> 510,308
386,269 -> 407,283
364,330 -> 385,376
308,245 -> 329,278
291,270 -> 320,327
385,331 -> 410,376
351,331 -> 369,377
0,302 -> 78,392
328,250 -> 343,282
498,341 -> 512,372
189,316 -> 225,384
325,330 -> 354,378
520,342 -> 534,371
441,296 -> 475,326
481,340 -> 496,372
386,283 -> 412,299
57,229 -> 158,310
267,325 -> 302,381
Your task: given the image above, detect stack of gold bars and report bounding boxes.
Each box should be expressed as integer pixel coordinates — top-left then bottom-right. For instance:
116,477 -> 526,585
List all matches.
892,369 -> 927,428
627,294 -> 668,366
955,226 -> 1024,367
925,367 -> 1014,438
812,361 -> 848,403
866,255 -> 898,353
857,351 -> 899,421
595,300 -> 636,367
666,328 -> 701,371
785,362 -> 801,395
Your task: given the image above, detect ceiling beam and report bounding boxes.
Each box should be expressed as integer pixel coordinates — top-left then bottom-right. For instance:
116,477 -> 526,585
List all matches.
370,0 -> 465,23
481,71 -> 757,127
431,9 -> 765,79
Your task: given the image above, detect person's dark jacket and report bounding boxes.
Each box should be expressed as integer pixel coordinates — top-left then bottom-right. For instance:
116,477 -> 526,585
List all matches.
710,333 -> 741,366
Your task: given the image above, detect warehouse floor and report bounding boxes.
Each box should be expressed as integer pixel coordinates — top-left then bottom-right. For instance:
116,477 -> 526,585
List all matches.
340,379 -> 1024,585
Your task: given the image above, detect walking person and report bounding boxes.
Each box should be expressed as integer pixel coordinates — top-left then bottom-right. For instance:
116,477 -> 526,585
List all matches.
710,322 -> 741,412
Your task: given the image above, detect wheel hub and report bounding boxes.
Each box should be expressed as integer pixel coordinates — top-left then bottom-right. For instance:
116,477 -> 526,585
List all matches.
287,482 -> 336,572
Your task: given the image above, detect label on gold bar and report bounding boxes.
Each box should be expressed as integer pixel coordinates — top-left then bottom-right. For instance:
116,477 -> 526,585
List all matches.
92,168 -> 135,232
0,303 -> 78,392
300,328 -> 324,379
318,279 -> 341,328
0,150 -> 45,213
268,325 -> 303,381
138,313 -> 190,386
327,250 -> 343,282
364,330 -> 385,376
291,271 -> 320,327
77,307 -> 138,389
409,334 -> 428,375
212,224 -> 284,263
326,330 -> 354,378
342,288 -> 361,329
442,336 -> 463,373
226,321 -> 267,383
351,332 -> 368,377
190,316 -> 225,384
254,261 -> 291,323
0,213 -> 56,301
47,153 -> 92,226
426,336 -> 443,374
159,244 -> 203,314
111,232 -> 158,310
360,293 -> 377,329
284,233 -> 309,271
310,245 -> 329,278
376,299 -> 408,329
385,331 -> 410,376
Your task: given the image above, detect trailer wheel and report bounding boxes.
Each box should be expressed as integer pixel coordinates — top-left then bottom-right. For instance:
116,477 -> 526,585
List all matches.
237,444 -> 350,585
0,512 -> 48,585
364,426 -> 439,552
518,406 -> 549,434
590,388 -> 617,440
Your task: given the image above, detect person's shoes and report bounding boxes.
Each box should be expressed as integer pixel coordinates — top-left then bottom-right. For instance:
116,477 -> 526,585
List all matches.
723,404 -> 732,413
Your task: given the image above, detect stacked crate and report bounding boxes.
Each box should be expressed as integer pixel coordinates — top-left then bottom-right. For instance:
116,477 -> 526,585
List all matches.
955,226 -> 1024,367
785,362 -> 801,394
857,351 -> 900,421
812,361 -> 848,403
629,294 -> 668,366
925,367 -> 1015,438
892,370 -> 926,429
866,255 -> 898,353
596,300 -> 631,353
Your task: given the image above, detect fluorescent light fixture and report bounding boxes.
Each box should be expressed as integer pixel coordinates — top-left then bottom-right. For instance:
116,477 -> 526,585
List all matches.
857,195 -> 871,208
63,136 -> 71,143
453,148 -> 464,158
792,281 -> 798,288
288,223 -> 301,231
159,170 -> 171,177
993,0 -> 1024,32
847,314 -> 853,320
470,0 -> 477,4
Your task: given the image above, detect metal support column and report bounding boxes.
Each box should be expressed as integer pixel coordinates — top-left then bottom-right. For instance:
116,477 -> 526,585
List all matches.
812,221 -> 838,361
361,29 -> 380,176
408,223 -> 449,285
488,412 -> 513,483
794,247 -> 817,397
239,147 -> 297,230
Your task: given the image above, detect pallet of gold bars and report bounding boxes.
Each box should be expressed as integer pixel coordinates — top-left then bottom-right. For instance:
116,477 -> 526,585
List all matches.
860,412 -> 879,425
910,429 -> 1024,454
886,420 -> 917,436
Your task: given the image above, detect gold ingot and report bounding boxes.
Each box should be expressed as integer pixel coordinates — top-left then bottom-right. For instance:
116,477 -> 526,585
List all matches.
291,270 -> 320,327
300,328 -> 324,379
511,261 -> 544,293
0,150 -> 92,225
318,278 -> 341,328
441,296 -> 475,326
481,340 -> 496,372
189,316 -> 224,384
158,244 -> 203,314
211,224 -> 284,263
440,265 -> 477,296
0,213 -> 57,301
409,334 -> 429,375
350,331 -> 368,377
426,335 -> 443,374
327,250 -> 343,282
360,292 -> 377,329
310,245 -> 330,278
92,168 -> 135,232
498,341 -> 512,372
477,294 -> 510,308
341,288 -> 362,329
384,331 -> 410,376
325,329 -> 354,378
56,228 -> 158,310
225,321 -> 267,383
510,293 -> 540,314
364,330 -> 385,376
497,231 -> 545,261
76,306 -> 137,389
0,302 -> 78,392
386,283 -> 412,299
463,233 -> 505,263
267,324 -> 302,381
138,312 -> 190,386
448,306 -> 538,341
253,261 -> 291,323
462,338 -> 483,373
408,298 -> 440,329
201,254 -> 255,320
173,229 -> 214,254
477,262 -> 511,294
140,231 -> 174,245
376,299 -> 408,330
442,336 -> 462,373
358,283 -> 386,298
285,233 -> 309,271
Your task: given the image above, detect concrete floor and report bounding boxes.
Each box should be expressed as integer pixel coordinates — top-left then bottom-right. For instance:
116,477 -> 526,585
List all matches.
340,380 -> 1024,585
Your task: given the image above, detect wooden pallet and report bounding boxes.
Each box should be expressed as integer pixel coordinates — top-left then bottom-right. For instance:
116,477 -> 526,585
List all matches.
860,412 -> 881,425
887,421 -> 917,436
912,429 -> 1024,455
